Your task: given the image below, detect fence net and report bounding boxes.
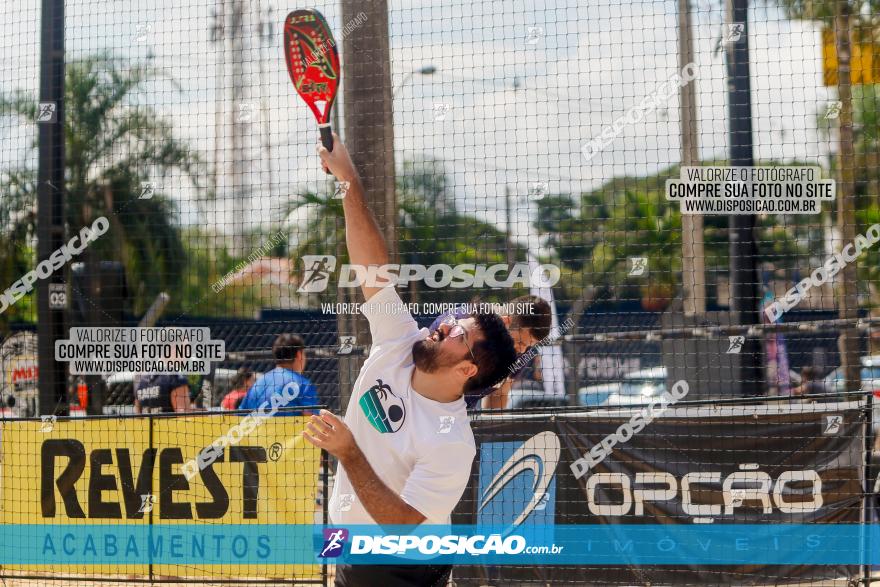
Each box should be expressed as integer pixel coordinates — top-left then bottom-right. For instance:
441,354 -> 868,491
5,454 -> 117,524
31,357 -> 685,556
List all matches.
0,0 -> 878,583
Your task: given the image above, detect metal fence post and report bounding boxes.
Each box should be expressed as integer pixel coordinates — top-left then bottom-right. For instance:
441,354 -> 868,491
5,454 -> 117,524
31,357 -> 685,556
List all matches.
148,412 -> 154,583
36,0 -> 67,417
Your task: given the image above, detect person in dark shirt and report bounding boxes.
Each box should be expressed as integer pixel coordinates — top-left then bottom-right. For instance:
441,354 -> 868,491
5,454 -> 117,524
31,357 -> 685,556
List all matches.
239,333 -> 318,416
134,373 -> 190,413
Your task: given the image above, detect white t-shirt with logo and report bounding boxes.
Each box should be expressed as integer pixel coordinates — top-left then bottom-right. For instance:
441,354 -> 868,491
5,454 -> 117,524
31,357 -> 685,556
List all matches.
328,286 -> 476,525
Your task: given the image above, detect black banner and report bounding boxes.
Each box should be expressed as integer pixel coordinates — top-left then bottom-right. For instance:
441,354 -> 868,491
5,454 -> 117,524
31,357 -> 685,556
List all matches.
453,402 -> 865,585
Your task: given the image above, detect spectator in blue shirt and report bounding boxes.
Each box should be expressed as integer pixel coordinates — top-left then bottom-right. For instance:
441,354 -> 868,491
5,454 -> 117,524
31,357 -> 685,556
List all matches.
239,333 -> 318,416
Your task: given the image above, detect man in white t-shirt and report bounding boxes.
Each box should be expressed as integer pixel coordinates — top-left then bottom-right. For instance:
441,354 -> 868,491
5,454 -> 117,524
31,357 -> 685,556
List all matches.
302,134 -> 517,587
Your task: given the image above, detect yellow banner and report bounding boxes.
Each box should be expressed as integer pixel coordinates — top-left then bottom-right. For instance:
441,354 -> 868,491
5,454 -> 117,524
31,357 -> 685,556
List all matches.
0,415 -> 320,579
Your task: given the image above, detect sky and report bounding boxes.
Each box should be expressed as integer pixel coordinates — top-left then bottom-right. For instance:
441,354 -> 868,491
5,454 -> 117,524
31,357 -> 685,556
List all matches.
0,0 -> 836,251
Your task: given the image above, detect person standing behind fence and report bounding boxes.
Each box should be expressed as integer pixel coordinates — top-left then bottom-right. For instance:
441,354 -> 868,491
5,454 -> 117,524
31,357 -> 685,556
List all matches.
221,368 -> 256,410
134,373 -> 190,413
238,333 -> 318,416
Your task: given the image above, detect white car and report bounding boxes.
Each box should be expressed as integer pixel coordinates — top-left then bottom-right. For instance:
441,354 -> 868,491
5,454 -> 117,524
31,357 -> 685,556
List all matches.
506,380 -> 567,409
578,366 -> 804,407
822,355 -> 880,433
578,367 -> 667,407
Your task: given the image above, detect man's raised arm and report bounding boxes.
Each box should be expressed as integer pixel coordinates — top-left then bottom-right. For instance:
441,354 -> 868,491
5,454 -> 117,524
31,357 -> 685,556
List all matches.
317,134 -> 390,301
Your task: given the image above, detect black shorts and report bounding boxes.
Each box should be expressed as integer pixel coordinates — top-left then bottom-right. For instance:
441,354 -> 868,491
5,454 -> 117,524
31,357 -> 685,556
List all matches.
334,563 -> 452,587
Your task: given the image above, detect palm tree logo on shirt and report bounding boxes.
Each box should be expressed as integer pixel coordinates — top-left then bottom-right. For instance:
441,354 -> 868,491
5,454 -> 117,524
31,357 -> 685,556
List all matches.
359,378 -> 405,433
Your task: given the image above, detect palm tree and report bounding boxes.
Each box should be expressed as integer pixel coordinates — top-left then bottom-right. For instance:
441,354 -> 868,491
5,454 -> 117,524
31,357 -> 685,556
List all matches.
596,187 -> 683,309
0,53 -> 208,320
0,169 -> 38,325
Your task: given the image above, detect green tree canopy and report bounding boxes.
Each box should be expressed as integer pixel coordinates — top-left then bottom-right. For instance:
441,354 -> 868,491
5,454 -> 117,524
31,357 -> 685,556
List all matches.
0,53 -> 208,322
533,163 -> 814,308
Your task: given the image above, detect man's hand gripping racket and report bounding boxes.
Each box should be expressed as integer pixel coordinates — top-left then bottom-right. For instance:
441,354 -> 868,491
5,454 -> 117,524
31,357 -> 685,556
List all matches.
283,8 -> 340,152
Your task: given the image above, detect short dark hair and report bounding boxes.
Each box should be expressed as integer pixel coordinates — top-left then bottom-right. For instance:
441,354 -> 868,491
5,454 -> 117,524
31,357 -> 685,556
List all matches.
463,313 -> 517,394
231,367 -> 254,389
801,366 -> 819,381
273,333 -> 305,363
509,295 -> 552,341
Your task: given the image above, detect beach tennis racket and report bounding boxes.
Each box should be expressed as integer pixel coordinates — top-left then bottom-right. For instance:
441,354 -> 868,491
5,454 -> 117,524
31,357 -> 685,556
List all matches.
283,9 -> 340,151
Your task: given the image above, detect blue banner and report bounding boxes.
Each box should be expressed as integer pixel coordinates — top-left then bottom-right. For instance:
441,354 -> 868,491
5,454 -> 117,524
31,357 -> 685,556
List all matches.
2,524 -> 876,565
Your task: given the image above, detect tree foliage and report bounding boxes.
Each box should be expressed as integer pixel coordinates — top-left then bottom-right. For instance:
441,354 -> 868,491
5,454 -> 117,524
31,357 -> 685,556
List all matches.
0,53 -> 208,323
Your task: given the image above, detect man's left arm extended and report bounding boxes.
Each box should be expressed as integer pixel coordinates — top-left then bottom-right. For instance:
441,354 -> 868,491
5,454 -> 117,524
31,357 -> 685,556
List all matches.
302,410 -> 426,525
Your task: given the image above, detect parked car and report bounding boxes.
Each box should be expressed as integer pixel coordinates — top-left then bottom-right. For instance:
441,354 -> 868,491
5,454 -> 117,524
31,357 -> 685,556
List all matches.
578,366 -> 667,407
578,366 -> 803,407
822,356 -> 880,396
507,380 -> 568,409
822,355 -> 880,433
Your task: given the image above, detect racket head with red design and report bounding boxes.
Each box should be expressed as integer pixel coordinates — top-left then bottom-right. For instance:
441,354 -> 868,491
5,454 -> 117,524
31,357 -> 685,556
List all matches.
283,9 -> 340,151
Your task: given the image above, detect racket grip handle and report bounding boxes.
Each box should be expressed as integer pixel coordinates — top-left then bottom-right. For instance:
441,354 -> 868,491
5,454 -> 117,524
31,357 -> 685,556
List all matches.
320,125 -> 334,152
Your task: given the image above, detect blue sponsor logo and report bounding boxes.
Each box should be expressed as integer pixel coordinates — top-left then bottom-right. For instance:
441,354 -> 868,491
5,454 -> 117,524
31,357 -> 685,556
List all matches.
477,431 -> 560,527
